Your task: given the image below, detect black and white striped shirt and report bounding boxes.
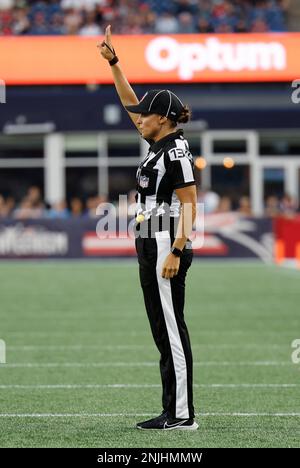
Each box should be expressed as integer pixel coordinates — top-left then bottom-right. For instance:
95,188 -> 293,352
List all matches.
136,129 -> 195,220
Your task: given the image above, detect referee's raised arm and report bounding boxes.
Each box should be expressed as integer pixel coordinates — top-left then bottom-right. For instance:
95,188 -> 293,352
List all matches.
97,25 -> 141,133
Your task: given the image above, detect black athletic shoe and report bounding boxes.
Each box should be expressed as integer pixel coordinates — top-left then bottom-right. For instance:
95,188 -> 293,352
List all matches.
136,412 -> 168,430
136,413 -> 198,430
163,418 -> 199,431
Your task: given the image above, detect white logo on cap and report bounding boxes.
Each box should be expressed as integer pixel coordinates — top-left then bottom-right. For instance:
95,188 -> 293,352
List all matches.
140,92 -> 148,102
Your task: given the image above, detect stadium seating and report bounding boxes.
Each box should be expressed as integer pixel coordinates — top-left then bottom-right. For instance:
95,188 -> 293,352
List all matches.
0,0 -> 288,35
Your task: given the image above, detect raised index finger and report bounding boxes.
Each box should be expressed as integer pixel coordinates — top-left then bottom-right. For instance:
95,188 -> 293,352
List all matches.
105,24 -> 111,43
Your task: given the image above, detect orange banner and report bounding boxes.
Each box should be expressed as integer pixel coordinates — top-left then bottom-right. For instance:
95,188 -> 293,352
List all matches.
1,33 -> 300,85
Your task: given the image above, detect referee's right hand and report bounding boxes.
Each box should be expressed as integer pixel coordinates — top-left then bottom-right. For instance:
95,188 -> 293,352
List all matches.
162,253 -> 180,279
97,25 -> 115,61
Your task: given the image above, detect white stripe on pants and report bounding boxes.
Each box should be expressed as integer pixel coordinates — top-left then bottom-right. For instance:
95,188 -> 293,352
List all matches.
155,230 -> 189,419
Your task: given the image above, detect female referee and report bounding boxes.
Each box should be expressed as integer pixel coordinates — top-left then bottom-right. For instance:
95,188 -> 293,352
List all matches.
98,26 -> 198,431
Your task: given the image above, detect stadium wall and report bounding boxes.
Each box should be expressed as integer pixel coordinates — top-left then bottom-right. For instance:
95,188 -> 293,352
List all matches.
1,83 -> 299,132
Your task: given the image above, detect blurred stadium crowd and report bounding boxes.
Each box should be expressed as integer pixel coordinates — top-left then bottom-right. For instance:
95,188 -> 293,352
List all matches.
0,0 -> 290,35
0,187 -> 298,219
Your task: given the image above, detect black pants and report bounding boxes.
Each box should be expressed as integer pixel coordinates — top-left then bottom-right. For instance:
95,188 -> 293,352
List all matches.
135,231 -> 195,420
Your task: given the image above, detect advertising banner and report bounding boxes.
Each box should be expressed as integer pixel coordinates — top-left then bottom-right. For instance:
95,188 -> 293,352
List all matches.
0,214 -> 272,260
1,33 -> 300,85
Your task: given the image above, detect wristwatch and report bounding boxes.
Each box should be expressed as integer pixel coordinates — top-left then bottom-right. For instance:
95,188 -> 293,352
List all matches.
171,247 -> 183,257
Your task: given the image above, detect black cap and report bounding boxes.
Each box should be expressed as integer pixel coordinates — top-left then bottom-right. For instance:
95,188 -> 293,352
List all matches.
125,89 -> 185,122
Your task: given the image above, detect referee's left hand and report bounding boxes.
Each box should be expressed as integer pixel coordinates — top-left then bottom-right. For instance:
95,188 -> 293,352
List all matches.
162,254 -> 180,279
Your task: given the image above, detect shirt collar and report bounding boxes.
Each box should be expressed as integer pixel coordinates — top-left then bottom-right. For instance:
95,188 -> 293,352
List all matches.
149,129 -> 184,153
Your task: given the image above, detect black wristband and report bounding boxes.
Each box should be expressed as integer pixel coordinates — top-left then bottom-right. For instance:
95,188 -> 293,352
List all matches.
109,56 -> 119,66
171,247 -> 183,258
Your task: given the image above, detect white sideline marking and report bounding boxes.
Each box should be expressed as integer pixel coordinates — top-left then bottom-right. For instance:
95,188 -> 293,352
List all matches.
7,344 -> 289,350
5,330 -> 296,337
0,361 -> 293,368
0,383 -> 298,389
0,412 -> 299,418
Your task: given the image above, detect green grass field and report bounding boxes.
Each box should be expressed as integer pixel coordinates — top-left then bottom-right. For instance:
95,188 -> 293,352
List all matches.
0,260 -> 299,448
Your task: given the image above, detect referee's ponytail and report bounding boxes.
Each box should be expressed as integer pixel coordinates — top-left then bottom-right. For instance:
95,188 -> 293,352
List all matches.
177,105 -> 191,124
170,105 -> 191,127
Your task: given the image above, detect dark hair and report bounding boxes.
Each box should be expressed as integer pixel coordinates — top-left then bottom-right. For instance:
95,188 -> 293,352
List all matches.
170,105 -> 191,127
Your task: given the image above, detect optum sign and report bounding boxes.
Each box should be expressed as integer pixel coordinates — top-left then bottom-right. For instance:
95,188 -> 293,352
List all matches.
145,37 -> 287,80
